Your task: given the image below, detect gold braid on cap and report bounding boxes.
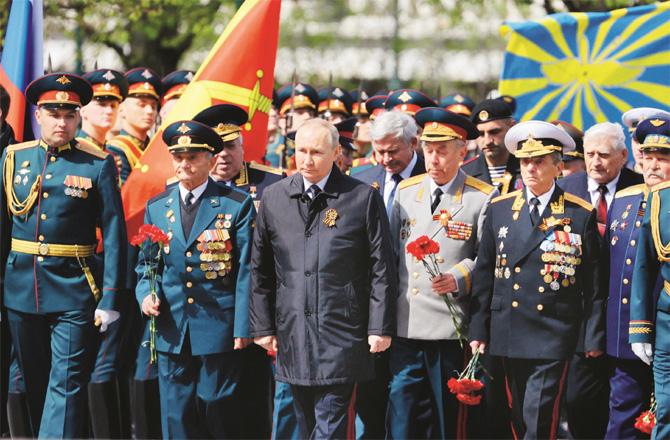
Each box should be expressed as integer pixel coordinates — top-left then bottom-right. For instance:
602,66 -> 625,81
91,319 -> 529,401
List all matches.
651,190 -> 670,261
3,150 -> 42,217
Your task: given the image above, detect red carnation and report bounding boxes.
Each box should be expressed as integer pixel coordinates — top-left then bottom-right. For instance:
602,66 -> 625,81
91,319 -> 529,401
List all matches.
456,393 -> 482,406
635,410 -> 655,435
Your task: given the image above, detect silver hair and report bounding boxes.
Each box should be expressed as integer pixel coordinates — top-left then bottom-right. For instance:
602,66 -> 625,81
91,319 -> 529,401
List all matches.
584,122 -> 626,152
371,110 -> 418,145
296,118 -> 339,149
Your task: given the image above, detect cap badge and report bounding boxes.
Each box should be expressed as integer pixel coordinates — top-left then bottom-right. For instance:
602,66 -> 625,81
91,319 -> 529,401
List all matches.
55,91 -> 69,102
177,123 -> 191,134
455,94 -> 464,103
650,119 -> 666,127
521,137 -> 543,150
361,91 -> 369,100
56,75 -> 71,85
185,72 -> 194,81
177,136 -> 192,145
295,83 -> 305,93
142,82 -> 152,90
102,70 -> 115,81
478,110 -> 489,121
141,69 -> 153,79
103,83 -> 112,90
398,91 -> 412,103
431,122 -> 438,128
333,88 -> 343,97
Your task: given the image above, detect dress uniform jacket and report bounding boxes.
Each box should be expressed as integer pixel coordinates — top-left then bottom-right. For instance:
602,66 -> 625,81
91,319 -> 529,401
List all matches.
557,169 -> 643,203
249,165 -> 397,385
231,161 -> 285,208
392,171 -> 496,339
107,130 -> 147,184
1,139 -> 126,313
460,154 -> 522,195
469,186 -> 605,359
354,154 -> 425,195
135,178 -> 254,355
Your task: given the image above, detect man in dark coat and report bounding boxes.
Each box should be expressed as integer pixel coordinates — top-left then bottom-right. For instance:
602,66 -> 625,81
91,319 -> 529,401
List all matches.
556,121 -> 642,439
250,118 -> 397,439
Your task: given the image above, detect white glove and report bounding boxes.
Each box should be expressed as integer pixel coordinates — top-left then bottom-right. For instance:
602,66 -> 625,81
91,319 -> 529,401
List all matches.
632,342 -> 653,365
94,309 -> 120,333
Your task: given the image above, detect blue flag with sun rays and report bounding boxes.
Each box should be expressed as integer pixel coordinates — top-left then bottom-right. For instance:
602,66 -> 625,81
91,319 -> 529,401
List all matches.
499,2 -> 670,131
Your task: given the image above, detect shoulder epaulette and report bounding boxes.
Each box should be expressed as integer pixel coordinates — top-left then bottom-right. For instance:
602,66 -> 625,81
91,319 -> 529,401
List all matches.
651,180 -> 670,193
614,183 -> 646,199
564,193 -> 593,211
6,140 -> 39,152
248,162 -> 283,175
148,189 -> 172,204
398,173 -> 426,190
75,142 -> 108,159
464,175 -> 494,195
165,176 -> 178,186
461,155 -> 479,167
491,189 -> 521,204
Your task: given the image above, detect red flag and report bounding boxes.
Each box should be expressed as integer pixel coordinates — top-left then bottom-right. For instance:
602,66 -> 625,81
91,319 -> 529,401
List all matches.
121,0 -> 281,238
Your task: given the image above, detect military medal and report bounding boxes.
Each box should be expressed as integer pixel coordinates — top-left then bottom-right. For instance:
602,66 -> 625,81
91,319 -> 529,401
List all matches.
498,226 -> 508,239
323,208 -> 338,228
215,220 -> 225,229
63,175 -> 92,199
504,267 -> 511,279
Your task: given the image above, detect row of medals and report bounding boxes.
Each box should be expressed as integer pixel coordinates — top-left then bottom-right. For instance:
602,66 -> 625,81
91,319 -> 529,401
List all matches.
197,215 -> 233,280
539,231 -> 582,291
64,186 -> 89,199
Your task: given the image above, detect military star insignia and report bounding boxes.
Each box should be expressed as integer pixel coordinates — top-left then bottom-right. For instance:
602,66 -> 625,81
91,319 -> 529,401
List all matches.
333,88 -> 343,97
295,83 -> 305,92
398,91 -> 412,102
141,69 -> 153,79
610,219 -> 619,231
102,70 -> 115,81
185,72 -> 194,81
498,226 -> 509,238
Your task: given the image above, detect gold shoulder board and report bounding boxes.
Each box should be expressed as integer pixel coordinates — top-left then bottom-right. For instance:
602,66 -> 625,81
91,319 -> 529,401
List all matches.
614,183 -> 646,199
398,173 -> 426,190
248,162 -> 284,175
491,189 -> 522,204
564,193 -> 593,211
165,176 -> 178,186
6,140 -> 39,152
75,142 -> 108,159
465,175 -> 494,195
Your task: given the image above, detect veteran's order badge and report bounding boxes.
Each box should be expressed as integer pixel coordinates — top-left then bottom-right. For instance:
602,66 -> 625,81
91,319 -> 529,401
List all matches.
323,208 -> 338,227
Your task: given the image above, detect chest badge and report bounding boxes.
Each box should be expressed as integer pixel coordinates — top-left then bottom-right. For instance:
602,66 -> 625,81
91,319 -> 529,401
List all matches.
323,208 -> 338,227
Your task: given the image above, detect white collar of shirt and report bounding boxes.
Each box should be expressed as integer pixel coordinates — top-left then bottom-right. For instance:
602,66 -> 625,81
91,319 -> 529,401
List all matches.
525,182 -> 555,216
429,173 -> 458,202
179,179 -> 209,204
302,171 -> 331,196
587,173 -> 620,208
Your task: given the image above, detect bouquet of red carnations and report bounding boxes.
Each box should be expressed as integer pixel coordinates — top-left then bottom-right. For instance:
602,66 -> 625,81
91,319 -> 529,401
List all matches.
448,350 -> 485,406
635,393 -> 656,435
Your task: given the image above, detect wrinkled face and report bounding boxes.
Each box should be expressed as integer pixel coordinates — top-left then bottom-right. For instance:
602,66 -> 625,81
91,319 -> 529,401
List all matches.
121,96 -> 158,133
423,139 -> 466,185
373,134 -> 415,175
475,119 -> 513,163
80,98 -> 120,131
336,145 -> 354,173
520,154 -> 563,196
171,151 -> 216,189
584,136 -> 627,184
211,137 -> 245,182
295,125 -> 338,183
642,150 -> 670,188
35,106 -> 80,148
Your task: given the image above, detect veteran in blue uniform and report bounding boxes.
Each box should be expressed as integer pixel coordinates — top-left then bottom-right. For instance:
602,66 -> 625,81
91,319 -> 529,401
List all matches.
629,116 -> 670,439
136,120 -> 255,438
388,107 -> 496,439
193,103 -> 283,439
349,94 -> 386,177
605,118 -> 670,438
0,73 -> 127,438
469,121 -> 605,439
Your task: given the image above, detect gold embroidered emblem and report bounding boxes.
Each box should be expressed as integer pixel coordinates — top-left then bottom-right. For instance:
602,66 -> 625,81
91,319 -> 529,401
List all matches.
398,91 -> 412,103
371,181 -> 380,190
650,119 -> 666,127
55,91 -> 69,102
550,195 -> 564,214
56,75 -> 71,85
323,209 -> 338,227
177,123 -> 191,134
478,110 -> 489,121
178,136 -> 191,145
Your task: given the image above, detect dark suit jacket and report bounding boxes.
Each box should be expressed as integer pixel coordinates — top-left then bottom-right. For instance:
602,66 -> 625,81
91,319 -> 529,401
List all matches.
353,154 -> 425,195
469,187 -> 605,359
557,168 -> 643,202
461,153 -> 522,195
250,165 -> 397,385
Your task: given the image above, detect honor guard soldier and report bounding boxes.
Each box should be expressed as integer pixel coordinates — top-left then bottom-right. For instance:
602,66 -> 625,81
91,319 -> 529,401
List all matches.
78,69 -> 128,152
469,120 -> 605,440
622,107 -> 670,173
1,73 -> 127,438
78,68 -> 131,438
439,93 -> 476,117
317,86 -> 353,123
350,88 -> 374,160
388,107 -> 496,438
629,117 -> 670,439
461,98 -> 522,195
160,69 -> 194,121
107,67 -> 161,184
349,94 -> 387,176
137,120 -> 255,438
606,117 -> 670,439
384,89 -> 436,117
268,82 -> 319,171
334,117 -> 357,174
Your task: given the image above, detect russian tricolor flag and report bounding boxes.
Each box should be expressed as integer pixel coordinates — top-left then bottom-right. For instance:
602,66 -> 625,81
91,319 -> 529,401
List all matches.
0,0 -> 43,142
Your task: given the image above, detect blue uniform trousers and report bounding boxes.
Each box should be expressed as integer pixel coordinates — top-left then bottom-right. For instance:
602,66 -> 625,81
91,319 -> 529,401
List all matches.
157,338 -> 243,439
386,337 -> 464,439
606,357 -> 652,439
653,349 -> 670,440
273,380 -> 301,439
291,383 -> 355,440
7,308 -> 95,438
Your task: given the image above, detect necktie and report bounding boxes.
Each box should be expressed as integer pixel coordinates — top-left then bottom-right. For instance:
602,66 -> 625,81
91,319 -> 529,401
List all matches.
308,184 -> 321,200
431,188 -> 443,213
596,184 -> 608,236
185,192 -> 194,207
386,174 -> 403,217
529,197 -> 541,226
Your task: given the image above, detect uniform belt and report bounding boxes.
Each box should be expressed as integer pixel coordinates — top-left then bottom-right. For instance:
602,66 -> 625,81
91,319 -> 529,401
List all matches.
11,238 -> 96,257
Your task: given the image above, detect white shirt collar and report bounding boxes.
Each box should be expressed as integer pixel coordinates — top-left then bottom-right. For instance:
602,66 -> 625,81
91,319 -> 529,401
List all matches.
525,182 -> 556,216
179,179 -> 209,204
385,152 -> 418,184
429,172 -> 459,199
587,173 -> 620,208
302,170 -> 332,194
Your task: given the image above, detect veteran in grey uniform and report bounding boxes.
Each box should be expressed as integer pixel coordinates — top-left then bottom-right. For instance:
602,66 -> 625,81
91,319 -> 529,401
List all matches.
388,107 -> 496,439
